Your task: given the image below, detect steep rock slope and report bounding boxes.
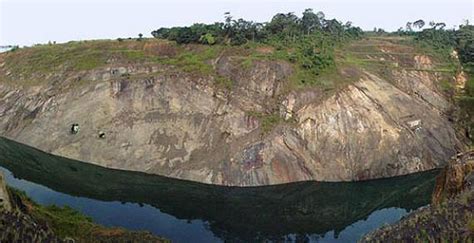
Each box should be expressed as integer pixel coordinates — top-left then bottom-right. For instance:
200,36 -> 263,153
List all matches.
361,150 -> 474,242
0,37 -> 466,186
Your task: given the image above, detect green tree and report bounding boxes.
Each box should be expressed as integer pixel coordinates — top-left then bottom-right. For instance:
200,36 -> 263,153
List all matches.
301,8 -> 320,35
224,12 -> 233,38
413,20 -> 425,30
150,9 -> 362,48
456,24 -> 474,70
435,22 -> 446,30
406,22 -> 413,32
199,33 -> 216,45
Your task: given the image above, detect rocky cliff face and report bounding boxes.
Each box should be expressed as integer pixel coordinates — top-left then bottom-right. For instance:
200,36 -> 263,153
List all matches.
0,37 -> 467,186
362,150 -> 474,242
432,150 -> 474,204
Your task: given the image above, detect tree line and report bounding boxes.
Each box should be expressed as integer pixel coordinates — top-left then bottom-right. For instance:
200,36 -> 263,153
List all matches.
151,9 -> 363,45
404,20 -> 473,71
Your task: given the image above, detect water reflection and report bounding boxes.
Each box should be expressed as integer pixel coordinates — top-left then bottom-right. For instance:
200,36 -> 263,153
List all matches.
0,137 -> 438,242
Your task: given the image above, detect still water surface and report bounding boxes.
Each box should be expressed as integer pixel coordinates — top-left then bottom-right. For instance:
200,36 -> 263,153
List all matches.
0,137 -> 437,242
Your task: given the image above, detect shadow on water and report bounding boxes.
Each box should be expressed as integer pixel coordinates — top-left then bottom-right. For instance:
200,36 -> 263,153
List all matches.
0,137 -> 438,242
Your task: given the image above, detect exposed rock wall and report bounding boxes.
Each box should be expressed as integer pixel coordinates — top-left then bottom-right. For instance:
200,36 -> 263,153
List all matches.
432,150 -> 474,205
0,42 -> 466,186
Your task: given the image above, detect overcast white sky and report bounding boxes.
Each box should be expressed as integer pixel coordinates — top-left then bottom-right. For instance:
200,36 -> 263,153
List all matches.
0,0 -> 472,46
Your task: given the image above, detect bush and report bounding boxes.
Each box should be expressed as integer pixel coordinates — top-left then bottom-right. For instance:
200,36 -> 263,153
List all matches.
199,33 -> 216,45
9,45 -> 19,52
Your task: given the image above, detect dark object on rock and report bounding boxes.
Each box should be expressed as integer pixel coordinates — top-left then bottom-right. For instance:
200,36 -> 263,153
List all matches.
70,124 -> 79,134
99,131 -> 106,139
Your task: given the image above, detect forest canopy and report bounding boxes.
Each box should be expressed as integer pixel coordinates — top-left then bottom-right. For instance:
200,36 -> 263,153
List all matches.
151,9 -> 363,45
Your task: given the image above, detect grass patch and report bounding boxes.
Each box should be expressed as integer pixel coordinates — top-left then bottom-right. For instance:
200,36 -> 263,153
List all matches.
9,187 -> 96,238
467,218 -> 474,232
214,75 -> 233,89
74,52 -> 106,70
261,114 -> 282,134
163,51 -> 214,74
7,187 -> 169,242
1,39 -> 225,87
440,78 -> 455,92
122,50 -> 147,61
247,111 -> 283,134
240,58 -> 253,70
157,45 -> 235,89
36,205 -> 94,237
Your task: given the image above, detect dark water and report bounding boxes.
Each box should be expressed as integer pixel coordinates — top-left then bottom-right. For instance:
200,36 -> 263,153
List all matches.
0,137 -> 439,242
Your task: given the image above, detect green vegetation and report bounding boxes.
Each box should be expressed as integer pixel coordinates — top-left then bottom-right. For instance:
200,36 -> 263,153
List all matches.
6,187 -> 168,242
467,218 -> 474,232
9,187 -> 96,238
1,39 -> 228,87
160,45 -> 220,74
260,114 -> 283,134
246,111 -> 287,134
151,10 -> 363,46
214,75 -> 233,89
151,9 -> 364,84
2,40 -> 135,84
362,188 -> 474,242
34,205 -> 94,237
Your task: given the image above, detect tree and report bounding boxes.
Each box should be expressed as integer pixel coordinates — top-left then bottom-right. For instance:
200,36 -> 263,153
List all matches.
151,28 -> 170,39
138,33 -> 143,40
150,9 -> 362,47
406,22 -> 413,32
324,19 -> 343,36
456,24 -> 474,66
344,21 -> 352,29
230,33 -> 247,45
397,27 -> 404,35
413,19 -> 425,29
266,12 -> 300,37
301,8 -> 320,34
463,19 -> 470,26
9,45 -> 19,52
224,12 -> 233,37
435,22 -> 446,30
316,11 -> 325,22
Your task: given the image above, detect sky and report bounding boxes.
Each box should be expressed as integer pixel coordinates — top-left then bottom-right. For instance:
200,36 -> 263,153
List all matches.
0,0 -> 473,46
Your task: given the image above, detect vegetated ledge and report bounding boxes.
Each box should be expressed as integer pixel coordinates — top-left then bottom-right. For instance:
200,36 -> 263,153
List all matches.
360,150 -> 474,242
0,177 -> 169,242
